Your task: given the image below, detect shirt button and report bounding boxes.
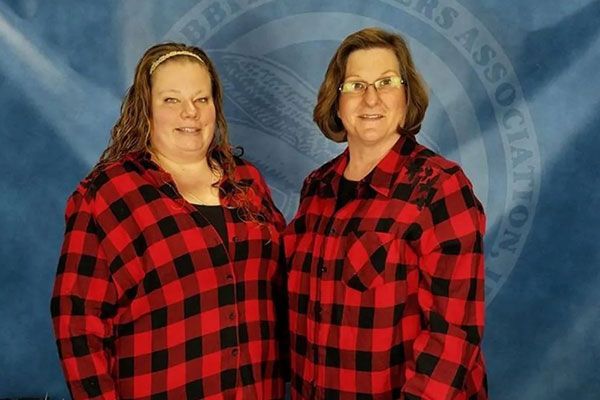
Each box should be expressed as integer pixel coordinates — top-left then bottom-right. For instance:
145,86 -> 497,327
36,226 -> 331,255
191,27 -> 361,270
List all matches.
314,304 -> 322,320
233,236 -> 239,242
330,227 -> 337,235
319,266 -> 327,273
225,274 -> 234,281
231,348 -> 239,357
228,312 -> 236,320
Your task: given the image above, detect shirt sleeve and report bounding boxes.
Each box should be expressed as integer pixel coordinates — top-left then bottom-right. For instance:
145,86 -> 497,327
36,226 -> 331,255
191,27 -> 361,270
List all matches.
249,168 -> 290,380
250,166 -> 286,231
50,189 -> 119,399
282,172 -> 315,262
261,177 -> 286,232
401,168 -> 486,400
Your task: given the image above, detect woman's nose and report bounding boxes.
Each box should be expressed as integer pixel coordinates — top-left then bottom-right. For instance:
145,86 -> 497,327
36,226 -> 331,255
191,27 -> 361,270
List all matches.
362,85 -> 381,106
181,100 -> 199,118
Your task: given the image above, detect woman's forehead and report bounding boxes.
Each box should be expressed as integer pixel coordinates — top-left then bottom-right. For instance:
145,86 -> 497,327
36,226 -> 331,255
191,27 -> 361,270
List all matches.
151,60 -> 211,90
344,48 -> 400,78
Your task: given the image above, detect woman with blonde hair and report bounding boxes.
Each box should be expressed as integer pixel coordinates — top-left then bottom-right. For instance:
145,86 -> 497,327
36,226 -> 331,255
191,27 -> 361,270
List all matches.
285,27 -> 487,399
51,43 -> 288,399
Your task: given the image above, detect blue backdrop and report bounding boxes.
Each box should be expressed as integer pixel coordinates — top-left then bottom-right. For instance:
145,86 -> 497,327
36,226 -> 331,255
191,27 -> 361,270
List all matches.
1,0 -> 599,398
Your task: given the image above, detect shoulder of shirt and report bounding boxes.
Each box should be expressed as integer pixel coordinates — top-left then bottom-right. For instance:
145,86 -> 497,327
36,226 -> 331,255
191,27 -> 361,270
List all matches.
72,155 -> 145,200
231,155 -> 264,181
405,139 -> 468,183
303,151 -> 345,183
405,139 -> 483,214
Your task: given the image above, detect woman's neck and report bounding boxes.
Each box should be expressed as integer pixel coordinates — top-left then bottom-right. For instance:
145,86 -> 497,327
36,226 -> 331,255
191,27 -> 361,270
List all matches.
150,148 -> 222,205
344,134 -> 400,181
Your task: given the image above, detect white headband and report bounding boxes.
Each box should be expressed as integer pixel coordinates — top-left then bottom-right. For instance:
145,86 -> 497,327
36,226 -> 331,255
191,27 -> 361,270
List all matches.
149,50 -> 205,75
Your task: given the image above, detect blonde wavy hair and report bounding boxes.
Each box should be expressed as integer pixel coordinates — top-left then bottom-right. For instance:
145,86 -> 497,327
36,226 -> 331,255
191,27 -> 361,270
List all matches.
92,43 -> 257,217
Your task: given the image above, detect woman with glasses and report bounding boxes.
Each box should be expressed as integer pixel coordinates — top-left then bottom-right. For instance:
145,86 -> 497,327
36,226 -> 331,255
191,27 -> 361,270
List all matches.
284,27 -> 488,399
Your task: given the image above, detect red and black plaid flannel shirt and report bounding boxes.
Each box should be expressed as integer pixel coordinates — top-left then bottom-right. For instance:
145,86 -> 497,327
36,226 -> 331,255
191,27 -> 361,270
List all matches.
284,135 -> 487,400
51,152 -> 288,400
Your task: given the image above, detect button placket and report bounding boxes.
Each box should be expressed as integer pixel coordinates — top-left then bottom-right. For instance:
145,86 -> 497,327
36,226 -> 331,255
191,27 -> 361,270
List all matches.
314,303 -> 324,322
310,209 -> 344,394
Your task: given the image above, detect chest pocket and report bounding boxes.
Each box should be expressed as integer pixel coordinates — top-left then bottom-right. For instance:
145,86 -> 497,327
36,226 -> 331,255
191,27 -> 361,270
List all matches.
342,231 -> 416,292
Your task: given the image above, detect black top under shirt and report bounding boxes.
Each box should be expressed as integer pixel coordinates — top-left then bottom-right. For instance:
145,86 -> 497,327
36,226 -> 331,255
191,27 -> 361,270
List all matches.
194,204 -> 228,244
335,175 -> 359,211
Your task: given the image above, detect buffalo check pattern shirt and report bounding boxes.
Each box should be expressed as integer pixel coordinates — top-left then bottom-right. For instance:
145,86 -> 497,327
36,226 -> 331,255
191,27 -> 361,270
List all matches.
284,135 -> 488,400
51,152 -> 288,400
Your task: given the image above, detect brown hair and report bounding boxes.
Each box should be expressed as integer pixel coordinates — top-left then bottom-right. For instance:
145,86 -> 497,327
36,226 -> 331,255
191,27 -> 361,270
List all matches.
92,43 -> 257,216
313,27 -> 429,142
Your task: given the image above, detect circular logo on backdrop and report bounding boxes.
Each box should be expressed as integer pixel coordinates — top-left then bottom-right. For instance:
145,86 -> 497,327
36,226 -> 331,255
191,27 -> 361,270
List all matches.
163,0 -> 541,304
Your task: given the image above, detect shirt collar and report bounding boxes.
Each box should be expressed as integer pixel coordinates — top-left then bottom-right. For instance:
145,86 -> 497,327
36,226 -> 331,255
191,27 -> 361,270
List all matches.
318,134 -> 417,198
123,150 -> 240,205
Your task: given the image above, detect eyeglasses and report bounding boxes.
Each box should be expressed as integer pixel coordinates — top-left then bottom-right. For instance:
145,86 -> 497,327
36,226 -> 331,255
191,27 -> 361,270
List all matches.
338,76 -> 406,94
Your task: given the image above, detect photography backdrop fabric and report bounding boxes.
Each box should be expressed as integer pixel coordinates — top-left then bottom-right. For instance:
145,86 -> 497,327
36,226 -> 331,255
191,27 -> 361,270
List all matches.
0,0 -> 598,399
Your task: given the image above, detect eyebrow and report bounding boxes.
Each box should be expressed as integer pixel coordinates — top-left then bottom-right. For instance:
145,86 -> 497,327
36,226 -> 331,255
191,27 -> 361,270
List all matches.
157,89 -> 208,96
344,70 -> 400,80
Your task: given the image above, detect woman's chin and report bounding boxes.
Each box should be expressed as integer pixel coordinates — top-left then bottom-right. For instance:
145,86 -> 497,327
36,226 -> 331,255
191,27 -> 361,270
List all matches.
349,129 -> 398,147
